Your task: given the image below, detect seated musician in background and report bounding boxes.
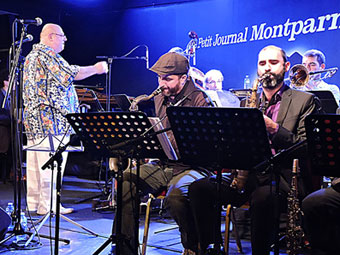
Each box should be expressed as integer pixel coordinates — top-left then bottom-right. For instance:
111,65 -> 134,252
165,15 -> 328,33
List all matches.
188,45 -> 321,255
117,52 -> 212,255
203,69 -> 223,91
302,49 -> 340,105
23,23 -> 108,215
202,69 -> 240,107
302,178 -> 340,254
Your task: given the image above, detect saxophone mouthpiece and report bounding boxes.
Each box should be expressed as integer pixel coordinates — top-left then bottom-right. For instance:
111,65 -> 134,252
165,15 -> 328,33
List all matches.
153,86 -> 164,95
259,73 -> 271,82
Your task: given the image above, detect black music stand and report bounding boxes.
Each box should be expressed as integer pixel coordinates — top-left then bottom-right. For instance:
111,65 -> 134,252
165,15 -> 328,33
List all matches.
167,107 -> 272,169
66,111 -> 170,255
112,94 -> 132,111
167,106 -> 272,252
307,90 -> 339,113
305,114 -> 340,177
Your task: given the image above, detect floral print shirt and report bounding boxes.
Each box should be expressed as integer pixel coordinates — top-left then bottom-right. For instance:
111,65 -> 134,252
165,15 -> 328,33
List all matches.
23,43 -> 80,140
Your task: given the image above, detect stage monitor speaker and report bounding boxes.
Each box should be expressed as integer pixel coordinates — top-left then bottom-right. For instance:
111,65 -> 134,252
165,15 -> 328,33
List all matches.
0,207 -> 11,241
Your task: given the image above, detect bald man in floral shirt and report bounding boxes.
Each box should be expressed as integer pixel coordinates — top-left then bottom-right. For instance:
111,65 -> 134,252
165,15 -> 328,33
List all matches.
23,23 -> 108,215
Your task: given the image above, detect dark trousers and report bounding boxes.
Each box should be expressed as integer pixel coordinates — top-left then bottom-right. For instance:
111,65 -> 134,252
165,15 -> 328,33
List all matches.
116,161 -> 208,254
189,173 -> 290,255
302,187 -> 340,255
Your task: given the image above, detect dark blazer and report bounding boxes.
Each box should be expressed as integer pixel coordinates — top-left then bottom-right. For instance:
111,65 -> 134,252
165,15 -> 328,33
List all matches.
257,85 -> 321,196
270,86 -> 320,150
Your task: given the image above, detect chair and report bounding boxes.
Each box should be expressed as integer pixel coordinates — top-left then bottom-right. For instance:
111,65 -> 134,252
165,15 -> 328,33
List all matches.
224,204 -> 250,254
142,197 -> 247,255
141,191 -> 167,255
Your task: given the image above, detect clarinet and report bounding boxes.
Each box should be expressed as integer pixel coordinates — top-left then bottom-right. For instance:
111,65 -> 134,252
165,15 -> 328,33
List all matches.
286,159 -> 305,255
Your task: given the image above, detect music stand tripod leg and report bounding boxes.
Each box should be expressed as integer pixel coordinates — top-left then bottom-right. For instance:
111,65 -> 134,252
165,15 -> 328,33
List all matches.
60,214 -> 98,236
24,212 -> 70,245
93,236 -> 114,255
213,168 -> 223,253
25,212 -> 51,246
92,164 -> 122,255
273,167 -> 281,255
92,159 -> 134,255
0,232 -> 16,245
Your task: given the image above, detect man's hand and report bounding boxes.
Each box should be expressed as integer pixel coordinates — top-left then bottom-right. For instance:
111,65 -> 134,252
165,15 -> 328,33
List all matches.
230,170 -> 248,192
94,61 -> 108,74
263,115 -> 279,134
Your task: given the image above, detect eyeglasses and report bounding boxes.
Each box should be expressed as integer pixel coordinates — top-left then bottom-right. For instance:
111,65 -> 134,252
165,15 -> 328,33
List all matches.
52,33 -> 67,39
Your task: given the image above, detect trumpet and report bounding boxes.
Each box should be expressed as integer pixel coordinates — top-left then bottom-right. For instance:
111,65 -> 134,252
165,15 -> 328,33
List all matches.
289,64 -> 338,89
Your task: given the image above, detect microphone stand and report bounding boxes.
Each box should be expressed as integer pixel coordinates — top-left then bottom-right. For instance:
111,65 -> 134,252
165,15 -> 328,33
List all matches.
253,140 -> 307,172
41,140 -> 70,255
96,50 -> 149,211
39,137 -> 99,255
96,45 -> 150,109
0,21 -> 30,247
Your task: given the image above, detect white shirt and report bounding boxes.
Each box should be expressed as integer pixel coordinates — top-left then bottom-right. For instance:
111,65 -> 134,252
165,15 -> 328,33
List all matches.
309,80 -> 340,106
293,80 -> 340,106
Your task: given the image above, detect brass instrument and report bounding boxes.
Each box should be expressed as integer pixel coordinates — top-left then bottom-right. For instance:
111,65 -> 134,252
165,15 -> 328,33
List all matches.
289,64 -> 338,89
109,87 -> 163,173
289,64 -> 310,88
230,76 -> 264,190
129,87 -> 163,111
245,77 -> 262,107
286,159 -> 305,255
109,157 -> 132,172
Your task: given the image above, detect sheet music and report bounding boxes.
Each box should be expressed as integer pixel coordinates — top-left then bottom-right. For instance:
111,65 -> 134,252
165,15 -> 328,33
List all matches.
148,117 -> 178,161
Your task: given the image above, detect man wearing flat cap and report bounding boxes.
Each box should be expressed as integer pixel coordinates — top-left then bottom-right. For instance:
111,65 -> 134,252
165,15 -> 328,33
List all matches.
118,52 -> 212,255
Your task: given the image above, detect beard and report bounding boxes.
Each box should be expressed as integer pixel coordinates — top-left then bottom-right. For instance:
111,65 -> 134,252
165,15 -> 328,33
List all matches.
259,69 -> 285,89
162,85 -> 180,97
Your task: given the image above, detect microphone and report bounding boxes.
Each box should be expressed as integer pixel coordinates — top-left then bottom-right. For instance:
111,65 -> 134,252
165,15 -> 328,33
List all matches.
14,34 -> 33,45
18,17 -> 43,26
188,31 -> 198,39
146,46 -> 149,69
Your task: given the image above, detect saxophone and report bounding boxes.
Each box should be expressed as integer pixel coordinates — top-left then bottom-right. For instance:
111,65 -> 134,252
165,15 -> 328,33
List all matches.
230,77 -> 262,190
286,159 -> 305,255
129,87 -> 163,111
231,73 -> 273,190
109,87 -> 164,171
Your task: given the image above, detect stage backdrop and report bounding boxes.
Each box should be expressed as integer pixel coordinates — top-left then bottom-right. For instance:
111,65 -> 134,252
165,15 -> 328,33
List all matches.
1,0 -> 340,97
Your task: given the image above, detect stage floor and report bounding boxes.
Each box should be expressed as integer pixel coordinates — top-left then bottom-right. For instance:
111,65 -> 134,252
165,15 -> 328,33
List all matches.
0,176 -> 291,255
